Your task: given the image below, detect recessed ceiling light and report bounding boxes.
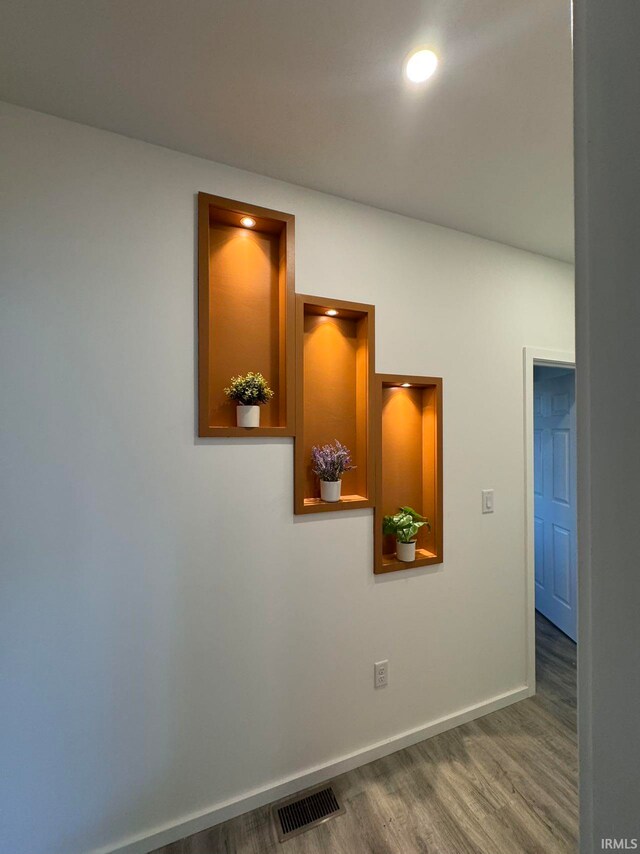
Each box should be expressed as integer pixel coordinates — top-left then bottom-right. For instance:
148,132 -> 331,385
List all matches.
240,216 -> 256,228
404,48 -> 438,84
401,383 -> 411,387
325,309 -> 338,316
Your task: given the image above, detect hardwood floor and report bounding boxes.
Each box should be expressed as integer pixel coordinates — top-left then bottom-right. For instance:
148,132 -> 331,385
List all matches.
153,613 -> 577,854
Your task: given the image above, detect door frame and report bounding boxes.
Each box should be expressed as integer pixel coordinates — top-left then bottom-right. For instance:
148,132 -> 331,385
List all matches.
523,346 -> 576,691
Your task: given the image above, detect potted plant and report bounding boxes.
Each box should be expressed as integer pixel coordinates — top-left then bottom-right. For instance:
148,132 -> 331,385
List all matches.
382,506 -> 431,562
224,372 -> 274,427
311,440 -> 355,502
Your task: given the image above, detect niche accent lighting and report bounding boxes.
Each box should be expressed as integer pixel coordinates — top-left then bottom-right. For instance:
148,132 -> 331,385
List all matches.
404,48 -> 438,84
325,309 -> 338,316
240,216 -> 256,228
401,383 -> 411,387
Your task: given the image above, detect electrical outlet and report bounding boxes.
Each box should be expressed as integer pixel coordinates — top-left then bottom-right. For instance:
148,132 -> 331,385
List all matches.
374,660 -> 388,689
482,489 -> 494,514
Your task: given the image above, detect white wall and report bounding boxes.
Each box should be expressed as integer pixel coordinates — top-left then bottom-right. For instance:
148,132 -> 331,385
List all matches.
0,102 -> 574,854
574,2 -> 640,851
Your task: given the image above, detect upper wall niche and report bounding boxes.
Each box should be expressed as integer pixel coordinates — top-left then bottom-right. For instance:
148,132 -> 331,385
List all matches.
198,192 -> 295,437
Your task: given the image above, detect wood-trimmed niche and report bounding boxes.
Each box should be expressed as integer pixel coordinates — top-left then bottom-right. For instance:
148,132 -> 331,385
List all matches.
374,374 -> 443,573
197,192 -> 295,437
294,295 -> 375,514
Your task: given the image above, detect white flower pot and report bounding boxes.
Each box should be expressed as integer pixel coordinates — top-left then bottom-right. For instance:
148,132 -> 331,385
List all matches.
396,540 -> 416,562
237,405 -> 260,428
320,480 -> 341,502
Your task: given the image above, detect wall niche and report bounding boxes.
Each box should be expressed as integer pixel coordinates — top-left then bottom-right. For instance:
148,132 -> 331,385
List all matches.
294,295 -> 375,514
197,192 -> 295,437
374,375 -> 443,573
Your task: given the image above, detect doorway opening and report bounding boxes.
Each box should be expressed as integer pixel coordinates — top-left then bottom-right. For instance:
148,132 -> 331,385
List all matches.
531,361 -> 578,748
533,364 -> 577,642
524,347 -> 577,695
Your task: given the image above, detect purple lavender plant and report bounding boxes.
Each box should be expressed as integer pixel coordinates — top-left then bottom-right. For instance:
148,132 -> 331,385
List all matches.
311,440 -> 356,482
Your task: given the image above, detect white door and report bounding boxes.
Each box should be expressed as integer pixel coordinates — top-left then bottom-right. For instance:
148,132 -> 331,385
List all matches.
534,367 -> 577,641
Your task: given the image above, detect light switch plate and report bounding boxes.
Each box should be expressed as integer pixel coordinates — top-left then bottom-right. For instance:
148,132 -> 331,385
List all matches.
482,489 -> 494,514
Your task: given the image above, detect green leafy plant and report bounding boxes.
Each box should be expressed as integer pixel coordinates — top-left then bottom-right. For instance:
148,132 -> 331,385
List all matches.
224,372 -> 274,406
382,506 -> 431,543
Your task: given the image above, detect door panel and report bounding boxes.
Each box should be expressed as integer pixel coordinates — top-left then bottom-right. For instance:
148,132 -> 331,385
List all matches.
552,392 -> 570,414
534,517 -> 545,586
534,429 -> 543,495
534,368 -> 577,640
552,524 -> 571,604
552,428 -> 570,504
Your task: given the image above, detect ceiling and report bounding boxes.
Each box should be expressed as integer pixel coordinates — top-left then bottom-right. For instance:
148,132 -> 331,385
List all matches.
0,0 -> 574,262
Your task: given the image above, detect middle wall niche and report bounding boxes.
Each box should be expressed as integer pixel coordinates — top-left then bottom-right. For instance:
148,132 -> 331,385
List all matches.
294,294 -> 375,514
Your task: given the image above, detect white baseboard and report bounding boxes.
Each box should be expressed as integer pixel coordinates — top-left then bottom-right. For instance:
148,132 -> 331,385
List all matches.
96,684 -> 531,854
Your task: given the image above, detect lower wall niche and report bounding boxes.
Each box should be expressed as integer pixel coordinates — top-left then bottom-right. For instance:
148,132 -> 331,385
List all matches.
374,375 -> 443,573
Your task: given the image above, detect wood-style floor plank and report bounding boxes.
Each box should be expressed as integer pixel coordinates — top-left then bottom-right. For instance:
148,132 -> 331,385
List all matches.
153,613 -> 577,854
